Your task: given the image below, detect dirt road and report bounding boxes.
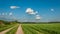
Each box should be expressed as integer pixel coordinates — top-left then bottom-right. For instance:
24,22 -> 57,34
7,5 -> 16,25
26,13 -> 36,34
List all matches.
0,27 -> 13,34
16,24 -> 24,34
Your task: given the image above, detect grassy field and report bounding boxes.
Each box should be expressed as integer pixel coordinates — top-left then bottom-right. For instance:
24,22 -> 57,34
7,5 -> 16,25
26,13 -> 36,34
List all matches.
0,21 -> 60,34
22,23 -> 60,34
6,24 -> 19,34
0,24 -> 17,32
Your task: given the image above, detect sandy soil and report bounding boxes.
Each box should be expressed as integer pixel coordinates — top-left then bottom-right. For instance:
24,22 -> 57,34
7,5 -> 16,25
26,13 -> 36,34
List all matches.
16,24 -> 24,34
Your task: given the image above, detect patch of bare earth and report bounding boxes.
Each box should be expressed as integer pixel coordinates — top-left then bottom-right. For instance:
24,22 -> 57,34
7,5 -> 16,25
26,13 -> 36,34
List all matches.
16,24 -> 24,34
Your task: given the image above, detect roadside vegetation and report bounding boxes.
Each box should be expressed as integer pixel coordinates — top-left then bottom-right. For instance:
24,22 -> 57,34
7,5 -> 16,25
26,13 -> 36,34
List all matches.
6,24 -> 19,34
0,20 -> 18,32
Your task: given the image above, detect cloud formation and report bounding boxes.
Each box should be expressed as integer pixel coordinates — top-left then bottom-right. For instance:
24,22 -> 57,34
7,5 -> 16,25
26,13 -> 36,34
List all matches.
9,12 -> 13,16
2,13 -> 5,15
26,8 -> 37,15
10,6 -> 20,9
25,8 -> 41,20
51,9 -> 54,11
35,11 -> 38,14
35,15 -> 41,20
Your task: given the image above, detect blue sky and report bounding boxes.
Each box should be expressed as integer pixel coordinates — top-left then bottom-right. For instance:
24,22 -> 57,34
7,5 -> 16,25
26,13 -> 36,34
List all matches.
0,0 -> 60,22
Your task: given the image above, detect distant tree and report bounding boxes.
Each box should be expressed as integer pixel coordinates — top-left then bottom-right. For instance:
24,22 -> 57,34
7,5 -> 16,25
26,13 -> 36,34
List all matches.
0,20 -> 5,25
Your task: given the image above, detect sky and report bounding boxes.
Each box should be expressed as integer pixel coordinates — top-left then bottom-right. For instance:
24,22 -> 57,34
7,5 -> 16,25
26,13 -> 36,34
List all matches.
0,0 -> 60,22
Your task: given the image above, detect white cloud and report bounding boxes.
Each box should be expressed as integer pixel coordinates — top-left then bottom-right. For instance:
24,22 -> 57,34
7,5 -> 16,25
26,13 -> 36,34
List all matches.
35,11 -> 38,14
26,8 -> 38,15
25,8 -> 41,20
0,13 -> 7,16
29,12 -> 36,15
9,12 -> 13,16
36,15 -> 40,16
26,8 -> 34,14
51,9 -> 54,11
35,15 -> 41,20
10,6 -> 20,9
2,13 -> 5,15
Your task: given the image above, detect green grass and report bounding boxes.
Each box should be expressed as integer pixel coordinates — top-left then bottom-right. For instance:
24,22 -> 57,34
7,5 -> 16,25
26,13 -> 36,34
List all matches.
5,24 -> 19,34
22,25 -> 39,34
22,23 -> 60,34
0,24 -> 17,32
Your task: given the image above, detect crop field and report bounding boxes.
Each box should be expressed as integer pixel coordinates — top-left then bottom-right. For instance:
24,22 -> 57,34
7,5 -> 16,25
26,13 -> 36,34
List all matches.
0,23 -> 19,34
0,24 -> 17,32
22,23 -> 60,34
0,23 -> 60,34
6,25 -> 19,34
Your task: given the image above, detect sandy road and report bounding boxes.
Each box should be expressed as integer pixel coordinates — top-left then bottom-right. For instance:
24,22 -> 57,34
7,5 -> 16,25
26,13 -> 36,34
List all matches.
0,27 -> 14,34
0,24 -> 18,34
16,24 -> 24,34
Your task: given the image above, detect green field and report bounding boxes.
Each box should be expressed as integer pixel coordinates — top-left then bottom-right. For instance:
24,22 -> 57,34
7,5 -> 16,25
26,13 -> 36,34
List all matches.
0,22 -> 60,34
22,23 -> 60,34
0,24 -> 17,32
6,24 -> 19,34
